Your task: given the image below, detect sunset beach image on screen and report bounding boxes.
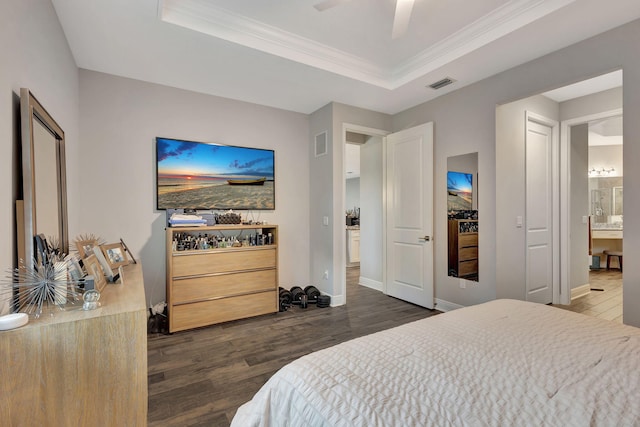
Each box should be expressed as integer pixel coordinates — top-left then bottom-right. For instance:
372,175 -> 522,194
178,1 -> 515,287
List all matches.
447,171 -> 472,211
156,137 -> 275,210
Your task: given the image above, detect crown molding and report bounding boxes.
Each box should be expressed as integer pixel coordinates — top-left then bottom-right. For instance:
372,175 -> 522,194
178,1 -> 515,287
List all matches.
160,0 -> 576,90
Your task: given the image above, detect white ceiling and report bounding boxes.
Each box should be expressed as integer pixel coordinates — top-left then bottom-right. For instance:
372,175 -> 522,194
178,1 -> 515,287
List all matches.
51,0 -> 640,114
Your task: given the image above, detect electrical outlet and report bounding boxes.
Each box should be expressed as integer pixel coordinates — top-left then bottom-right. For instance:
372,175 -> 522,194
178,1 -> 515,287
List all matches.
459,279 -> 466,289
323,270 -> 329,280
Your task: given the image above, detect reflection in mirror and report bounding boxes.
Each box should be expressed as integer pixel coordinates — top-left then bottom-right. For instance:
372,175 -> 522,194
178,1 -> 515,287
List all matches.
20,88 -> 68,266
589,176 -> 622,228
447,152 -> 478,282
33,119 -> 61,241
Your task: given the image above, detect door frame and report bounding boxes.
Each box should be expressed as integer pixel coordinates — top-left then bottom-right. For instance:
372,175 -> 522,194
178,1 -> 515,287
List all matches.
338,123 -> 389,304
559,108 -> 623,305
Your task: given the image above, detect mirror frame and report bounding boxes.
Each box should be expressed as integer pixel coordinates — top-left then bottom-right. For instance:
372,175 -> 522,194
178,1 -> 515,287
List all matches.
20,88 -> 69,264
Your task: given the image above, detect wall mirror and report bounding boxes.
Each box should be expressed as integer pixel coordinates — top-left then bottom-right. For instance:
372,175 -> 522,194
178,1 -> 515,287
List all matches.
447,152 -> 478,281
20,88 -> 68,264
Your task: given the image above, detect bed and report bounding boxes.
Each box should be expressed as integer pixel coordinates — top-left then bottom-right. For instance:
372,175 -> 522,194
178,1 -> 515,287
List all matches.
231,299 -> 640,426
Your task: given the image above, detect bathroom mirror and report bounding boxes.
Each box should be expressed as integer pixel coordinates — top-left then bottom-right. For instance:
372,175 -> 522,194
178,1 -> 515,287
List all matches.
20,88 -> 68,264
589,176 -> 622,226
447,152 -> 478,281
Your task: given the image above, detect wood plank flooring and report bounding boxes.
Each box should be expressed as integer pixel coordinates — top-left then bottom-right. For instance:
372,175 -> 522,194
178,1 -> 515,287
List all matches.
147,267 -> 439,426
553,269 -> 623,323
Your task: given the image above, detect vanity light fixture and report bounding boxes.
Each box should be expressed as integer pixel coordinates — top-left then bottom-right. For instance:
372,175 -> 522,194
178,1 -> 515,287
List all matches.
588,167 -> 615,177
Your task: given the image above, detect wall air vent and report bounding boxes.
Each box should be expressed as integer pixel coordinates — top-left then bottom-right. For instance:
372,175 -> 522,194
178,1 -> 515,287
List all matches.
428,77 -> 456,90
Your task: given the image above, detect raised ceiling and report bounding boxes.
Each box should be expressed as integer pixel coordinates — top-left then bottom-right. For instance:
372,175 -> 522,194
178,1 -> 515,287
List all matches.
51,0 -> 640,114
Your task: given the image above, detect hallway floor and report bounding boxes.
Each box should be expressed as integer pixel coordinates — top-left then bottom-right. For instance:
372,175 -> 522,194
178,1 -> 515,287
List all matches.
554,269 -> 623,323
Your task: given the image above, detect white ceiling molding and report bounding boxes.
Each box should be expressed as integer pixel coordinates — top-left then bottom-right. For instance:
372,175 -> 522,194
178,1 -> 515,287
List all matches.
160,0 -> 391,88
160,0 -> 576,90
393,0 -> 577,86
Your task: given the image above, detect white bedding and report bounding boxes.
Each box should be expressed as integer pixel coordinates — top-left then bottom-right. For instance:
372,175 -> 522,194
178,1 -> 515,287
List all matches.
231,299 -> 640,426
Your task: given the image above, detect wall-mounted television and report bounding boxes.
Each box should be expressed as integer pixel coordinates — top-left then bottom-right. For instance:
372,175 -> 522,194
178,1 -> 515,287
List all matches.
156,137 -> 275,210
447,171 -> 473,211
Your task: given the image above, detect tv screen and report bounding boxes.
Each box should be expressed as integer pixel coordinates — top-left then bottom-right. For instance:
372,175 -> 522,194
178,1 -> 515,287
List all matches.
447,171 -> 472,211
156,137 -> 275,210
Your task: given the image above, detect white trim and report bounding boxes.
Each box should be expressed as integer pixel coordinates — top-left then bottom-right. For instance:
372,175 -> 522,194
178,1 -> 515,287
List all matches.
434,298 -> 465,312
160,0 -> 576,89
571,283 -> 591,301
359,276 -> 383,292
329,293 -> 345,307
559,108 -> 622,306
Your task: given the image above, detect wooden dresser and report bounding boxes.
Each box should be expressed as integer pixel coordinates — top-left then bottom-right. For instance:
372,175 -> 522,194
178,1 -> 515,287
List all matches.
166,224 -> 278,333
448,219 -> 479,279
0,263 -> 148,426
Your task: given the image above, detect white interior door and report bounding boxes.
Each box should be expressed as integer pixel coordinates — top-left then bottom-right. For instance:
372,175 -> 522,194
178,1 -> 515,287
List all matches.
385,123 -> 434,309
526,113 -> 557,304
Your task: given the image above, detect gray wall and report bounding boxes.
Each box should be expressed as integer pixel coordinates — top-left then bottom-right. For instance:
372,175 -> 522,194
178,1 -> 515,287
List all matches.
309,102 -> 391,303
0,0 -> 79,314
392,20 -> 640,326
79,70 -> 310,304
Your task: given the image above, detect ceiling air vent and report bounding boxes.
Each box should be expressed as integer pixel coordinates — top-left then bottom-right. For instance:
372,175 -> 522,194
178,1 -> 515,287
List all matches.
428,77 -> 456,90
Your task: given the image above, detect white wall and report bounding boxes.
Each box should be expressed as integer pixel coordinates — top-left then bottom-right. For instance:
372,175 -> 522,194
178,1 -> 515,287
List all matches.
570,124 -> 590,290
345,178 -> 360,210
359,136 -> 383,287
391,20 -> 640,326
0,0 -> 79,314
495,95 -> 559,302
78,70 -> 310,303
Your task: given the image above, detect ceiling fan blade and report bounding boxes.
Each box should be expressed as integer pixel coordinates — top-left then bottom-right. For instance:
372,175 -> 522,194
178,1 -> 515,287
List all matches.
392,0 -> 415,39
314,0 -> 351,12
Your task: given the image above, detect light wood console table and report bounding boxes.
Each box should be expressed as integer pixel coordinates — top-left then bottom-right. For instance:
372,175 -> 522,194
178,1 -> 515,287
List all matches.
0,263 -> 148,426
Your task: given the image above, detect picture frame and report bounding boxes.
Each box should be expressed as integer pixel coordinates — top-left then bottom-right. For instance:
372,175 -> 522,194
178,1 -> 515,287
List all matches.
76,239 -> 98,259
83,254 -> 107,292
92,246 -> 115,282
100,243 -> 129,269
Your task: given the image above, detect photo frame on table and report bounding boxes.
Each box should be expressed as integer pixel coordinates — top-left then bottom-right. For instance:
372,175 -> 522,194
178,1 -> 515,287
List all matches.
83,254 -> 107,292
100,242 -> 129,270
76,239 -> 98,258
92,246 -> 115,282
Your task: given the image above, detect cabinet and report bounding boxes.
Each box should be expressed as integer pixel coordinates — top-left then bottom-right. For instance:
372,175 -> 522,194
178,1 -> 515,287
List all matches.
448,219 -> 478,280
166,224 -> 278,333
0,263 -> 148,426
347,227 -> 360,264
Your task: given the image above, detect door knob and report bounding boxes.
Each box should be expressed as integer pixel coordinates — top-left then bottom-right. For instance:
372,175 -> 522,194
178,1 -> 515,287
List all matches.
419,236 -> 431,242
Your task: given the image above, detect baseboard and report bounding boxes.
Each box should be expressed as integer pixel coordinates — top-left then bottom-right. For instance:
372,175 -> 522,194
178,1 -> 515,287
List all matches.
571,284 -> 591,300
434,298 -> 465,312
329,293 -> 345,307
359,276 -> 383,292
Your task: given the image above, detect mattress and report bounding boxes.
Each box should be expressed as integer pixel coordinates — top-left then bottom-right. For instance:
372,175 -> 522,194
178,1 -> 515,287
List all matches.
231,299 -> 640,426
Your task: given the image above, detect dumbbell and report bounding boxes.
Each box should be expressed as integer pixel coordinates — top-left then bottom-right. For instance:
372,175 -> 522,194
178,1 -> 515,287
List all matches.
278,287 -> 292,312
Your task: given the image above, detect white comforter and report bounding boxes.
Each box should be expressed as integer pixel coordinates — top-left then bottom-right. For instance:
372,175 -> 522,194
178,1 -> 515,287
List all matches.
231,299 -> 640,426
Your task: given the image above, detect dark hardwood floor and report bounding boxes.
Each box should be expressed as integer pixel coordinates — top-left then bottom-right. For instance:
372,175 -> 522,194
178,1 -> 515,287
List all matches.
147,266 -> 439,426
554,269 -> 623,323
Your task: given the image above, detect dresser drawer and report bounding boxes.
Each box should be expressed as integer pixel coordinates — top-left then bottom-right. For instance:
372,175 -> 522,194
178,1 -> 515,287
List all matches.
459,246 -> 478,261
171,291 -> 277,332
458,233 -> 478,247
459,260 -> 478,277
172,248 -> 276,277
172,269 -> 276,304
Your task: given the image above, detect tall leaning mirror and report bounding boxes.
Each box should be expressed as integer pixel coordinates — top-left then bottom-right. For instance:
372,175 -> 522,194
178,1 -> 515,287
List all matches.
19,88 -> 69,265
447,152 -> 478,281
